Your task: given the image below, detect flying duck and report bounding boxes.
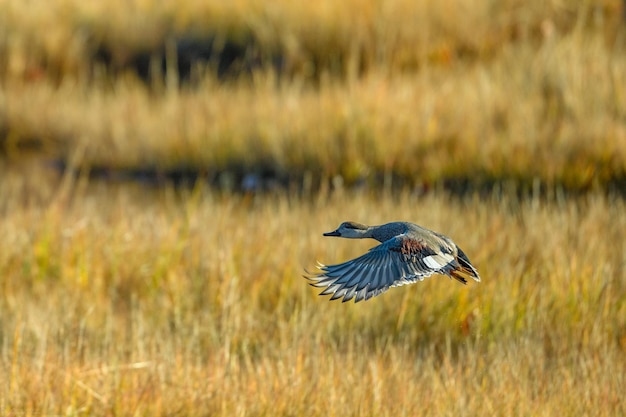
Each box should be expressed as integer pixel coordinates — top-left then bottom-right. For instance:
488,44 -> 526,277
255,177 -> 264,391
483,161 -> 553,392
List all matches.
307,221 -> 480,302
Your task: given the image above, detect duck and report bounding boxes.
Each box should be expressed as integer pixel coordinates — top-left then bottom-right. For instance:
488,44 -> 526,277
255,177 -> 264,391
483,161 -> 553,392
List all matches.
306,221 -> 480,303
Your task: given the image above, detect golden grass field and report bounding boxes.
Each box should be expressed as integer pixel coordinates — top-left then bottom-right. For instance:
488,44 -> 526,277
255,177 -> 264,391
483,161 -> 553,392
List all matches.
1,0 -> 625,190
0,166 -> 625,416
1,0 -> 626,415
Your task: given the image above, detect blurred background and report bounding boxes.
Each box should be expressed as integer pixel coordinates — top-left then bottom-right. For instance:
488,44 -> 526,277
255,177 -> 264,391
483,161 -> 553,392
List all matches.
0,1 -> 625,415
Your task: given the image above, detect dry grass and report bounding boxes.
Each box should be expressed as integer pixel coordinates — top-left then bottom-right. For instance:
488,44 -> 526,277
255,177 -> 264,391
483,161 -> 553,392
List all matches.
2,0 -> 615,78
3,34 -> 626,189
1,1 -> 626,191
1,2 -> 626,415
0,165 -> 624,416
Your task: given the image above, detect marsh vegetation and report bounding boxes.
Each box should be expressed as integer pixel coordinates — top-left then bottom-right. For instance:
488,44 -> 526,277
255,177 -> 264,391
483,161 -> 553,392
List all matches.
1,1 -> 625,415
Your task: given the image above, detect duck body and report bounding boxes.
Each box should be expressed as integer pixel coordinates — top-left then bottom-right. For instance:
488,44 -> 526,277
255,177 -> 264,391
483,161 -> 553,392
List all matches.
307,221 -> 480,303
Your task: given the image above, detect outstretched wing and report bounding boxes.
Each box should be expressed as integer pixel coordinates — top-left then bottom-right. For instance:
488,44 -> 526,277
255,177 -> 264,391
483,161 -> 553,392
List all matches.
306,234 -> 456,303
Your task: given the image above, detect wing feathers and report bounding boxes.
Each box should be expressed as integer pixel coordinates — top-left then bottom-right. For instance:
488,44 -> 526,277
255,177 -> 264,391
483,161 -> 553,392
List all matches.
307,233 -> 480,302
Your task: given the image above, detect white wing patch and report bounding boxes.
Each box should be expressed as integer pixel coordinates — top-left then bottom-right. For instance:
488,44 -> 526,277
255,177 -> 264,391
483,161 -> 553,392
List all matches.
423,253 -> 454,270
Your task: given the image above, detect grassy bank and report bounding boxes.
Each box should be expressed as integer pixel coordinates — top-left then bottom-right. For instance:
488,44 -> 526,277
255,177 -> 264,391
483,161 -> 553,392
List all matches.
1,1 -> 625,192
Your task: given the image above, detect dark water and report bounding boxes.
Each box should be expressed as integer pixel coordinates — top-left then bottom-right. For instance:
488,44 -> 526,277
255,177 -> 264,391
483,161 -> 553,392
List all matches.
3,153 -> 625,203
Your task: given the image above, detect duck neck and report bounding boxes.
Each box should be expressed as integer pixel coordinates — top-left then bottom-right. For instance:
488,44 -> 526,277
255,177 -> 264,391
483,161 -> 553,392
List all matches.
360,227 -> 374,239
370,222 -> 406,242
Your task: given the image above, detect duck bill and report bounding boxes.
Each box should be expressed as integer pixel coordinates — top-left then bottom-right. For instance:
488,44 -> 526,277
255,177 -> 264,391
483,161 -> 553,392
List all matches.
323,230 -> 341,237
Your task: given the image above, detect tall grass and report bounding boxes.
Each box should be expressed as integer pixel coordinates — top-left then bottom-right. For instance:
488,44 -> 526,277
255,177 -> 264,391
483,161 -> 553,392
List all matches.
0,166 -> 624,415
3,0 -> 615,79
3,33 -> 626,188
1,1 -> 625,414
1,1 -> 625,190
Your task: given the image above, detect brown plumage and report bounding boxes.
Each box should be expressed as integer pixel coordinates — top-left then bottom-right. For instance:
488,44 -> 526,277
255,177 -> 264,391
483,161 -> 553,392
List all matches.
306,221 -> 480,302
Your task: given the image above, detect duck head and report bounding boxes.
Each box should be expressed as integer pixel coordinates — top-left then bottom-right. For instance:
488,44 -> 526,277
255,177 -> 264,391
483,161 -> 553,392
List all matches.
323,221 -> 371,239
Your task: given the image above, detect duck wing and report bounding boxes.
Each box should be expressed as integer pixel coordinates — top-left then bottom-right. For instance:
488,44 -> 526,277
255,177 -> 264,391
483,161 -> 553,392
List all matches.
307,234 -> 457,303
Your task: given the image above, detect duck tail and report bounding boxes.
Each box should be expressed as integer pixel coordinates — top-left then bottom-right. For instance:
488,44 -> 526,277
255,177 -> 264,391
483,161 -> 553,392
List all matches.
450,246 -> 481,284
